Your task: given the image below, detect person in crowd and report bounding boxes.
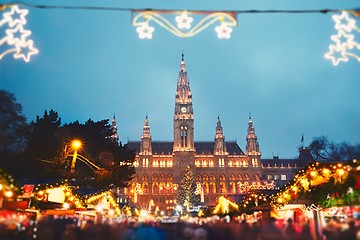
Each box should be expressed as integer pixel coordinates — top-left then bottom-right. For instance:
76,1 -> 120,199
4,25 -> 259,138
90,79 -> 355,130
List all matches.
283,218 -> 299,240
339,220 -> 357,240
258,217 -> 285,240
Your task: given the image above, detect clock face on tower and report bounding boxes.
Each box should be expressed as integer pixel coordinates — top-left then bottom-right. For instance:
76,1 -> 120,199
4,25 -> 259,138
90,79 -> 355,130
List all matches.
181,107 -> 187,113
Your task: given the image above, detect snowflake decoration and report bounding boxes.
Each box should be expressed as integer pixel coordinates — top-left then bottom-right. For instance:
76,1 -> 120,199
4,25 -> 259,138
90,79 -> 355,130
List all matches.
215,22 -> 233,39
175,12 -> 193,30
136,22 -> 155,39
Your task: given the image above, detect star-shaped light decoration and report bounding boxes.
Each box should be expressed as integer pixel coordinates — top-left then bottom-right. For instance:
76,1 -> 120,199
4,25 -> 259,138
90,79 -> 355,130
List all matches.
175,12 -> 193,30
324,44 -> 349,65
330,29 -> 356,49
5,24 -> 32,45
136,22 -> 155,39
13,39 -> 39,62
333,11 -> 356,32
326,10 -> 360,65
0,4 -> 38,62
1,5 -> 28,28
215,22 -> 233,39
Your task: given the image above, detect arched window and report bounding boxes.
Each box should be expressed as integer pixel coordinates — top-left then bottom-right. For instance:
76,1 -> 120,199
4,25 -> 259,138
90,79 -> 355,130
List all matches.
142,182 -> 149,194
142,174 -> 148,182
236,174 -> 243,181
160,173 -> 165,181
152,174 -> 158,182
166,174 -> 173,182
210,174 -> 216,182
254,173 -> 260,181
244,173 -> 250,181
152,183 -> 159,194
180,125 -> 188,147
203,174 -> 209,182
133,174 -> 138,182
219,174 -> 226,181
196,174 -> 202,182
229,174 -> 236,181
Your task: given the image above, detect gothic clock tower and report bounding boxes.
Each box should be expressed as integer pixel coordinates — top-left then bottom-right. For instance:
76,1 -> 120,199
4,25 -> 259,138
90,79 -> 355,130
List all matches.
173,54 -> 196,167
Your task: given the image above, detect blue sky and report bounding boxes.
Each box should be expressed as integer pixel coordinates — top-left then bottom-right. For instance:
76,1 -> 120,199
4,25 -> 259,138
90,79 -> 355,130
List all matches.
1,0 -> 359,158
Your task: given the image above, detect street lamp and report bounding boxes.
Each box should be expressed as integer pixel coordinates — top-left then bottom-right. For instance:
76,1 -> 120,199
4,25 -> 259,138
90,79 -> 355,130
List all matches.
70,139 -> 82,174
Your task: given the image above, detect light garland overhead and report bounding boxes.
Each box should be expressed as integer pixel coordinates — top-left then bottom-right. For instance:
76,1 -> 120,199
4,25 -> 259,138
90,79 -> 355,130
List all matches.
1,2 -> 360,65
132,10 -> 237,39
325,10 -> 360,65
0,4 -> 38,62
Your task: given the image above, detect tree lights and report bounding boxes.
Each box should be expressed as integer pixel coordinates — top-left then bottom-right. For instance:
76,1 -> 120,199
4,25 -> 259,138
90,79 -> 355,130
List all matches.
271,160 -> 359,208
0,4 -> 38,62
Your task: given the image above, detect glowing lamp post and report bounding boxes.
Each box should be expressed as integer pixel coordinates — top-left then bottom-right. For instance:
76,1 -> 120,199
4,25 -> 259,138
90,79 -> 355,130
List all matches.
70,140 -> 82,174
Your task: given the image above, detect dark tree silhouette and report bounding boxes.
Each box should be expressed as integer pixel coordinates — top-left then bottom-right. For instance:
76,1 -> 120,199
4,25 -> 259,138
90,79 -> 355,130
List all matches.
0,90 -> 27,153
309,136 -> 360,162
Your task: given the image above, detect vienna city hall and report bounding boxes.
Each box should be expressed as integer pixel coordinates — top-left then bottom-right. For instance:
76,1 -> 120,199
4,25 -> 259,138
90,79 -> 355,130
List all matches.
118,55 -> 312,212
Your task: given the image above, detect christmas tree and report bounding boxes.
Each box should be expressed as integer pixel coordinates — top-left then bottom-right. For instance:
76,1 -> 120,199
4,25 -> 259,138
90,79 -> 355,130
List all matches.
177,166 -> 200,212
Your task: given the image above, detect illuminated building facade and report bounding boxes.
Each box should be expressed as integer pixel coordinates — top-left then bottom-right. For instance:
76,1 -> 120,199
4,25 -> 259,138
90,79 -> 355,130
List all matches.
119,55 -> 312,211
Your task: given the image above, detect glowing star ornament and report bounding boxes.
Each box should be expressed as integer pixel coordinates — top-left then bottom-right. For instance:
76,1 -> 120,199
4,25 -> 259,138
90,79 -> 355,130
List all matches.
326,11 -> 360,65
175,12 -> 193,29
1,5 -> 28,28
13,39 -> 39,62
325,41 -> 350,65
333,11 -> 356,32
0,4 -> 38,62
330,29 -> 356,49
136,22 -> 154,39
5,24 -> 32,45
215,22 -> 233,39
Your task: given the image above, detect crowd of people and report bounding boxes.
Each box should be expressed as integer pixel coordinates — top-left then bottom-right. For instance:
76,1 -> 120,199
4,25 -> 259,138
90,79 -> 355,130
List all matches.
0,215 -> 359,240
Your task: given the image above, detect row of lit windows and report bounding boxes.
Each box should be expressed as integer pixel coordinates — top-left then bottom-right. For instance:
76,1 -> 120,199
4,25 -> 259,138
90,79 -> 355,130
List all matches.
267,174 -> 287,181
134,159 -> 297,169
135,158 -> 263,168
121,180 -> 268,195
133,173 -> 260,183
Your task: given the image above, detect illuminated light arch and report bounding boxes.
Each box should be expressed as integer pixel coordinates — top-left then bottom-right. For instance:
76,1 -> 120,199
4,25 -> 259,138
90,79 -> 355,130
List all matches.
132,10 -> 237,39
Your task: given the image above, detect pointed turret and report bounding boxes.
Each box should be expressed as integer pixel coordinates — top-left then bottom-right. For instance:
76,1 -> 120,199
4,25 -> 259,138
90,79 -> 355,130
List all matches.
246,115 -> 260,154
140,115 -> 152,155
246,115 -> 261,167
173,54 -> 195,152
110,114 -> 119,146
214,116 -> 227,155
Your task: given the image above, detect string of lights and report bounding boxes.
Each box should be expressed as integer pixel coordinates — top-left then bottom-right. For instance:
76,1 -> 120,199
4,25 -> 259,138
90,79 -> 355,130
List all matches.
1,2 -> 359,64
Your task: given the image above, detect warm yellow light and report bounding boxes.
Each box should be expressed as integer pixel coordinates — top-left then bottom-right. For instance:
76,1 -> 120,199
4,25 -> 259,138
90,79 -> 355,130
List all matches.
139,210 -> 148,218
5,190 -> 13,198
338,169 -> 345,176
292,186 -> 298,192
96,205 -> 103,212
310,171 -> 317,177
72,140 -> 82,150
63,202 -> 70,209
0,184 -> 2,191
277,197 -> 283,203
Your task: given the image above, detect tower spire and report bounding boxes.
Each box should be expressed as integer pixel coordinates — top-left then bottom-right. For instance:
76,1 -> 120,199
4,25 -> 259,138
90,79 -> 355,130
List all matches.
246,115 -> 261,156
110,113 -> 119,146
173,54 -> 195,152
214,116 -> 226,155
140,115 -> 152,155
